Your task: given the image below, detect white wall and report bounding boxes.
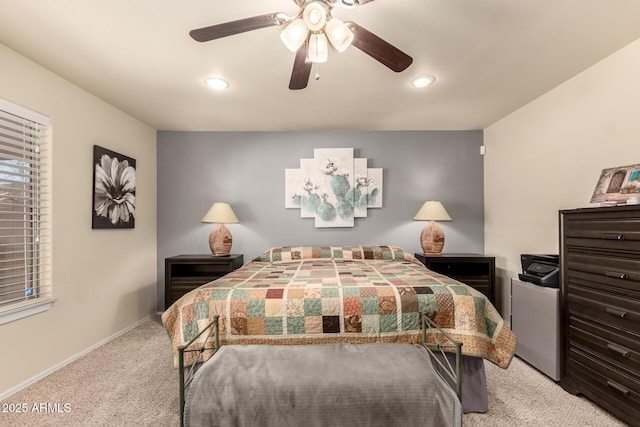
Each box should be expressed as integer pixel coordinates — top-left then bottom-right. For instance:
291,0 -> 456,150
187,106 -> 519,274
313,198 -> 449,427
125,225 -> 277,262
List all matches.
0,43 -> 157,394
484,38 -> 640,317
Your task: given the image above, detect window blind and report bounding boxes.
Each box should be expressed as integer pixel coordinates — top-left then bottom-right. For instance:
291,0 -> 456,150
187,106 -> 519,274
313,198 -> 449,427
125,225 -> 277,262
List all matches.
0,98 -> 52,323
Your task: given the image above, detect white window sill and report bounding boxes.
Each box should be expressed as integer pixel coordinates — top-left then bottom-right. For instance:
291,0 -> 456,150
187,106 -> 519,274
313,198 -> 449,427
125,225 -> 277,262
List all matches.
0,298 -> 55,326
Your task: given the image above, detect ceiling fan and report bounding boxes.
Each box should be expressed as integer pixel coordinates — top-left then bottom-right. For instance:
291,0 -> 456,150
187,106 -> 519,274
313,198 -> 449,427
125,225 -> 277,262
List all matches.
189,0 -> 413,90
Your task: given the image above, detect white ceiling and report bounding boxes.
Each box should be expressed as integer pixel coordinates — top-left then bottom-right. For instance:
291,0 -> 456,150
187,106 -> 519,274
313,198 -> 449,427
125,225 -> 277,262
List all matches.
1,0 -> 640,131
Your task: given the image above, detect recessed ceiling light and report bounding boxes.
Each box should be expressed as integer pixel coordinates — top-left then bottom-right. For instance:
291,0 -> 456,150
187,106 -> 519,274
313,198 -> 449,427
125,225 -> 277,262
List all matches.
205,77 -> 229,90
411,75 -> 435,88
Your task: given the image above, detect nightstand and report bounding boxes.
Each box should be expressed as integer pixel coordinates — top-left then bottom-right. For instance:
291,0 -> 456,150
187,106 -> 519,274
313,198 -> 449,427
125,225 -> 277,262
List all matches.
164,254 -> 243,309
414,253 -> 495,305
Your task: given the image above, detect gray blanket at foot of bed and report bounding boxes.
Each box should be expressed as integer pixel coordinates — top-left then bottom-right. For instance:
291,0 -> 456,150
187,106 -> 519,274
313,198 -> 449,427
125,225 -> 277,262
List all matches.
185,343 -> 462,427
432,353 -> 488,413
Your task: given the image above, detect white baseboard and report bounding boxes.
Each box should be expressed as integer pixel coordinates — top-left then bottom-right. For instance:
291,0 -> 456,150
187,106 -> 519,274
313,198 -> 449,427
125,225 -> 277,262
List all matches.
0,314 -> 153,401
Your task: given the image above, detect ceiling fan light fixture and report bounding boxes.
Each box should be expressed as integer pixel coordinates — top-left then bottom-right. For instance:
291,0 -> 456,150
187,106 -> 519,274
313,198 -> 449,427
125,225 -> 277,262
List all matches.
340,0 -> 359,8
303,2 -> 328,32
205,77 -> 229,90
326,19 -> 353,52
281,19 -> 309,52
308,33 -> 329,63
411,75 -> 436,88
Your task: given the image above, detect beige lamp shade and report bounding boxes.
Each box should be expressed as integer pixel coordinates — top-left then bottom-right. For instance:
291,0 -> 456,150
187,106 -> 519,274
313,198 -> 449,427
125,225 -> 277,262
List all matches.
201,202 -> 239,256
413,201 -> 452,255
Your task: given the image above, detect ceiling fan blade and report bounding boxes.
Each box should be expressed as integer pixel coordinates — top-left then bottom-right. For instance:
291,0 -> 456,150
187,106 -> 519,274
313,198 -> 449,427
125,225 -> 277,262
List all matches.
348,23 -> 413,72
289,43 -> 312,90
358,0 -> 376,4
190,13 -> 286,42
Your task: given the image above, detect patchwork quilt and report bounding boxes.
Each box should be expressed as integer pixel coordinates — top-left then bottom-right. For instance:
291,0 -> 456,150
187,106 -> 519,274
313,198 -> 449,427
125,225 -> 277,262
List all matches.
162,246 -> 516,368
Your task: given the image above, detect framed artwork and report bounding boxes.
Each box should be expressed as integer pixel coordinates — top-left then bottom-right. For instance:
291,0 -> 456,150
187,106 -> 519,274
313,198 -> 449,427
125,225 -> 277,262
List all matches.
591,163 -> 640,204
285,148 -> 383,228
92,145 -> 136,229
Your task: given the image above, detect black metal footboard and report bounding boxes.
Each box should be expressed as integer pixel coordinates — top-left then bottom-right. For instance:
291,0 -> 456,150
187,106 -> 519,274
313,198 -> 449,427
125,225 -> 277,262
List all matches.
420,312 -> 464,401
178,315 -> 220,427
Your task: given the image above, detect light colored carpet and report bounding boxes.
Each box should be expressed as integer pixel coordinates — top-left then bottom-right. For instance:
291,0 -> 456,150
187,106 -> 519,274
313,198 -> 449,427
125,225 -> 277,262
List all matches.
0,316 -> 627,426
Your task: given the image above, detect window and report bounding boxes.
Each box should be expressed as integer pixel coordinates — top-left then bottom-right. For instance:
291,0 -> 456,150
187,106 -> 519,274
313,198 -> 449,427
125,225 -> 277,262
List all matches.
0,98 -> 52,325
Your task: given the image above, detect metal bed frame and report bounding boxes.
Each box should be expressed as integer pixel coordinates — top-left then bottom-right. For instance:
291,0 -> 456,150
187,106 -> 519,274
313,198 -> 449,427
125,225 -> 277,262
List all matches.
421,313 -> 464,400
177,312 -> 463,427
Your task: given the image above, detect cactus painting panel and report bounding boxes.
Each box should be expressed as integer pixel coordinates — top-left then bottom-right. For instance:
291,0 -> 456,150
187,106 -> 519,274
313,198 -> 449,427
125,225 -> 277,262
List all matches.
366,168 -> 383,208
285,148 -> 383,228
300,158 -> 323,219
313,148 -> 354,227
353,158 -> 368,218
284,168 -> 302,208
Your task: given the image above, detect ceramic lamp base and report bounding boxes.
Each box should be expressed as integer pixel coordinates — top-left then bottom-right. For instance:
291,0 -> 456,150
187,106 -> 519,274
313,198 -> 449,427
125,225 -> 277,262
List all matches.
420,220 -> 445,255
209,223 -> 232,256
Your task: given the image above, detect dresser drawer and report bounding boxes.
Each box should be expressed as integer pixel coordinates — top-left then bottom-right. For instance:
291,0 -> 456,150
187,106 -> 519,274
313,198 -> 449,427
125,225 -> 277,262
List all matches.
563,216 -> 640,252
569,316 -> 640,375
564,217 -> 640,238
564,236 -> 640,253
568,347 -> 640,424
567,282 -> 640,332
169,263 -> 238,277
566,252 -> 640,294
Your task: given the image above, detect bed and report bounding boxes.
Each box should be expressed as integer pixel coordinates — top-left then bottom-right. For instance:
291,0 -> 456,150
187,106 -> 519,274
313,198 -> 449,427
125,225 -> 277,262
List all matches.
162,245 -> 516,425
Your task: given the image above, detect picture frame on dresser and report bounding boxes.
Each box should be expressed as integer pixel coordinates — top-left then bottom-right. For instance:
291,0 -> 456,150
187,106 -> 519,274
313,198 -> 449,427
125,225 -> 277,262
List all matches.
590,163 -> 640,204
559,205 -> 639,426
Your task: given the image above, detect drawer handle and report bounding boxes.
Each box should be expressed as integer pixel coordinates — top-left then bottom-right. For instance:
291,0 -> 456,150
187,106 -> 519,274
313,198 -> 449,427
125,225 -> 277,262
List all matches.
606,380 -> 630,397
605,270 -> 628,280
602,233 -> 625,240
607,343 -> 631,358
605,307 -> 629,319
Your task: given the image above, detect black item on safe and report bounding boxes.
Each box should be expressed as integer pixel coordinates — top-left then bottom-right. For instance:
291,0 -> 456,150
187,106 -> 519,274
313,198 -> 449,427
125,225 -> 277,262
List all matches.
519,254 -> 559,288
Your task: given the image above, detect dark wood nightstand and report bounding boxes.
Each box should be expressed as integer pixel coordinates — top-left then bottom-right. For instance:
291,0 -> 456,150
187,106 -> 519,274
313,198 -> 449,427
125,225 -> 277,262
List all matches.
164,254 -> 243,309
414,253 -> 495,305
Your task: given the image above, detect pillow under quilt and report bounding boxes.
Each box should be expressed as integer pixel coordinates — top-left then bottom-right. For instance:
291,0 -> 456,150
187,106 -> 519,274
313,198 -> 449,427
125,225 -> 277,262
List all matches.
253,245 -> 417,263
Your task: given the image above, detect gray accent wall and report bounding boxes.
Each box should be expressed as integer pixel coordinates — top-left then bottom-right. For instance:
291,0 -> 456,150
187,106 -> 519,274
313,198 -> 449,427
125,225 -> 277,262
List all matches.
157,130 -> 484,311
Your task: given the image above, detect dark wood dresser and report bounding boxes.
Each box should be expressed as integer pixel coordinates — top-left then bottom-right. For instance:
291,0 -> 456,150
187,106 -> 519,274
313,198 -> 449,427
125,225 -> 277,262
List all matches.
559,205 -> 640,426
414,253 -> 495,306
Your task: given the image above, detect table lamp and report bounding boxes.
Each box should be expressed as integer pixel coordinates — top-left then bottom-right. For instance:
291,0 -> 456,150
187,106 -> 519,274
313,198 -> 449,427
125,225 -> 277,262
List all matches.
413,201 -> 452,255
201,202 -> 239,256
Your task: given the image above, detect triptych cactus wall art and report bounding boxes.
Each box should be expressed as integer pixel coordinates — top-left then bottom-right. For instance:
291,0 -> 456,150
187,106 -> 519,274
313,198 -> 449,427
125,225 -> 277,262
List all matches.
285,148 -> 383,228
